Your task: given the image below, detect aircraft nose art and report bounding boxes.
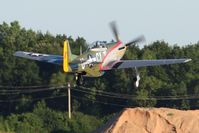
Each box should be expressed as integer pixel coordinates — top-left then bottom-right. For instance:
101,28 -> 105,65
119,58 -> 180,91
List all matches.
100,41 -> 122,70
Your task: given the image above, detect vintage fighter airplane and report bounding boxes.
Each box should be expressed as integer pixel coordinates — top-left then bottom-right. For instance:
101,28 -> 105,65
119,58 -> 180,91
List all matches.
14,22 -> 191,87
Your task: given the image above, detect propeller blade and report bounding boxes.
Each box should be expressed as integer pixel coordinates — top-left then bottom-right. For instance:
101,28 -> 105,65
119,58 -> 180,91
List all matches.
110,21 -> 119,42
125,35 -> 145,47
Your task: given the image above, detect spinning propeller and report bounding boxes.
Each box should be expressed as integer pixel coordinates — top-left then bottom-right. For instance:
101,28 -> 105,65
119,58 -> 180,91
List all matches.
110,21 -> 120,42
110,21 -> 146,46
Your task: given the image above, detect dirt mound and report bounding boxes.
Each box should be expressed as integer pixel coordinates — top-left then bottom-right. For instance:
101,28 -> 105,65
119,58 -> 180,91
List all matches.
95,108 -> 199,133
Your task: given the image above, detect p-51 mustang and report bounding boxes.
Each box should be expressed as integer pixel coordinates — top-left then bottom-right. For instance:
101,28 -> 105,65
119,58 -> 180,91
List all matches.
14,22 -> 191,87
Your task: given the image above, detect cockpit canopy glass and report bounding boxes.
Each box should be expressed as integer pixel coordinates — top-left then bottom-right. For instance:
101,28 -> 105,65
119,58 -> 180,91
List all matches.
89,41 -> 107,49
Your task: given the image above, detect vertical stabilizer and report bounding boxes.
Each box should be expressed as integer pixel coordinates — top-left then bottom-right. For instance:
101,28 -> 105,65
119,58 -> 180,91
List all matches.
63,40 -> 70,72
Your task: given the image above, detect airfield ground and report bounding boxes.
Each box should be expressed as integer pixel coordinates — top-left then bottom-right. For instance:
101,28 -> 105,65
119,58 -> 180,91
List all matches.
95,107 -> 199,133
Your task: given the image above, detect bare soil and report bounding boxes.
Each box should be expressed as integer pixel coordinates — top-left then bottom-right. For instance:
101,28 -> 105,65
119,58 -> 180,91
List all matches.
95,108 -> 199,133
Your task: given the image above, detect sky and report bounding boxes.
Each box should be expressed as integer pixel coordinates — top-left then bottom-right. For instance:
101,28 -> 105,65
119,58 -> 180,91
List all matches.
0,0 -> 198,46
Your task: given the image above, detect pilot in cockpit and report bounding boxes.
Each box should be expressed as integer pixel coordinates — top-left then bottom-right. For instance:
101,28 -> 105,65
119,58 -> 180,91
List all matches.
88,41 -> 107,51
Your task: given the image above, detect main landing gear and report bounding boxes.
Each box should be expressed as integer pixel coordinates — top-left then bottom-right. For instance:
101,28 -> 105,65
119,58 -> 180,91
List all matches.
75,73 -> 84,86
132,67 -> 140,88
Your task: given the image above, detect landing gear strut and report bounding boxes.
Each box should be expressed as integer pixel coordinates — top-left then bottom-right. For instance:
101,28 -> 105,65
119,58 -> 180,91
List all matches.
76,74 -> 84,86
132,67 -> 140,88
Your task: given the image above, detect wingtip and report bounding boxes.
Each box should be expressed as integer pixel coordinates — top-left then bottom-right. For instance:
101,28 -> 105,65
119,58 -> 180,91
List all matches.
13,51 -> 18,56
184,58 -> 192,63
13,51 -> 21,56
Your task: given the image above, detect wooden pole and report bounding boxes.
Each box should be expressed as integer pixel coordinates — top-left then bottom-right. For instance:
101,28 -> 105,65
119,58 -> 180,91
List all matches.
68,83 -> 71,119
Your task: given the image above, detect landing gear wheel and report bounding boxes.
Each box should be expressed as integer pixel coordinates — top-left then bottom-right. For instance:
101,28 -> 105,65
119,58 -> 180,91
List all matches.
76,74 -> 84,86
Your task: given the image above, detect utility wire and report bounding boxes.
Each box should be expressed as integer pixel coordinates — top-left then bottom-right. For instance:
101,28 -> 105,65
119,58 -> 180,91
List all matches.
0,91 -> 198,108
78,86 -> 137,97
0,93 -> 128,107
0,93 -> 197,108
0,94 -> 67,103
0,86 -> 66,95
73,87 -> 199,100
0,85 -> 199,101
0,85 -> 51,89
77,86 -> 196,98
0,85 -> 198,99
71,95 -> 127,107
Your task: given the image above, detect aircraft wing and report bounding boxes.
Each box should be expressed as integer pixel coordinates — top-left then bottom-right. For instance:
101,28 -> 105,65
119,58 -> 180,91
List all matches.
14,51 -> 63,65
109,59 -> 191,70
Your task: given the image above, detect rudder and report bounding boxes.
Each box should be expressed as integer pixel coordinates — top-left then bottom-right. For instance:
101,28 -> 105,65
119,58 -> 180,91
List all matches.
63,40 -> 70,72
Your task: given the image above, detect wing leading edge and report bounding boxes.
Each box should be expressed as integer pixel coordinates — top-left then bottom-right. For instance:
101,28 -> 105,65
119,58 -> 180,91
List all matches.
110,59 -> 192,70
14,51 -> 63,65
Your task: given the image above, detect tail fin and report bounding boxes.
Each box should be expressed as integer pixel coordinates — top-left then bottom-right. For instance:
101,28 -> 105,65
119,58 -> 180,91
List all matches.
63,40 -> 78,72
63,40 -> 70,72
